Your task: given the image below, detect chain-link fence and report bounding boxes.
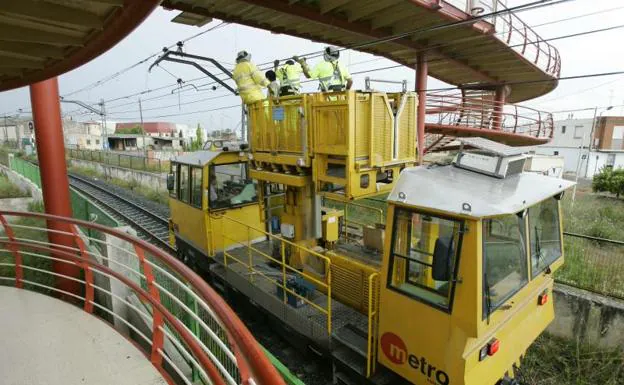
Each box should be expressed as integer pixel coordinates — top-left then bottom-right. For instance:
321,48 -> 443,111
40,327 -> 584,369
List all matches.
66,149 -> 170,173
557,232 -> 624,299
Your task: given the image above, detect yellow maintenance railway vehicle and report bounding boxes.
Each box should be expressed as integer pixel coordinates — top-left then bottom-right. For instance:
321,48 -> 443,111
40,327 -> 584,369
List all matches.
167,91 -> 574,385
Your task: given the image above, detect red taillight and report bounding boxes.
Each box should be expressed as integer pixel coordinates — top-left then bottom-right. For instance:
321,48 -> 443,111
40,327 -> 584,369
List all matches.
538,292 -> 549,306
487,339 -> 500,356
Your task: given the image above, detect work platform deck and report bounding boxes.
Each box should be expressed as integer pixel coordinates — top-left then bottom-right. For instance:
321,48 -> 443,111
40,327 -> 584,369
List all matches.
211,240 -> 371,348
0,286 -> 167,385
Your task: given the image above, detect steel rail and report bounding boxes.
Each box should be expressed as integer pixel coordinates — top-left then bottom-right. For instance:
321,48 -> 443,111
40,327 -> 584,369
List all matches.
67,173 -> 173,254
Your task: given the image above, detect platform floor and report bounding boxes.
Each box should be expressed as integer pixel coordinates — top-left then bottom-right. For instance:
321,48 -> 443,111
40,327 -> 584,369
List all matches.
0,286 -> 167,385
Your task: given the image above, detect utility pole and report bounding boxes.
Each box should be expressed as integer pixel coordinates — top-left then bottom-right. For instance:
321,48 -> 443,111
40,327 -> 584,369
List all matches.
584,106 -> 613,178
139,97 -> 146,156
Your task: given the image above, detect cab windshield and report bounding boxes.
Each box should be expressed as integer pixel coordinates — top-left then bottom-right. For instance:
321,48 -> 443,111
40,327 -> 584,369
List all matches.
209,163 -> 257,210
528,197 -> 562,276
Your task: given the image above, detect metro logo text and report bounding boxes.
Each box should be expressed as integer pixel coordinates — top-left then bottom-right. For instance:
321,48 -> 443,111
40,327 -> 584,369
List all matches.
380,332 -> 450,385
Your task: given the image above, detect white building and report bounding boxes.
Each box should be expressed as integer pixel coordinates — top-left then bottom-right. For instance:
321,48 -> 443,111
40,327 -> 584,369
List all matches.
530,116 -> 624,178
63,120 -> 104,150
531,118 -> 592,174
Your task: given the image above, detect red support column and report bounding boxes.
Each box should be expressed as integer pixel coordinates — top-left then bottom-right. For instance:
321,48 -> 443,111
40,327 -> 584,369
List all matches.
416,53 -> 428,164
492,85 -> 507,131
29,77 -> 81,295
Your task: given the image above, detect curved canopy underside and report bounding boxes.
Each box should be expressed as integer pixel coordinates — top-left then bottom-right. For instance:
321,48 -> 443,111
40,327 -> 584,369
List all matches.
0,0 -> 161,92
163,0 -> 560,102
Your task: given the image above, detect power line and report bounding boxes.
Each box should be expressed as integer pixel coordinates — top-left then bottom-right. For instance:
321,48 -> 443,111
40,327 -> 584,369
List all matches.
70,0 -> 569,113
62,21 -> 229,97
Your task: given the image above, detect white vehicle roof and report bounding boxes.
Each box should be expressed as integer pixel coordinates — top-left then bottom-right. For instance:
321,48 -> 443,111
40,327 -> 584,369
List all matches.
388,164 -> 575,218
172,151 -> 221,167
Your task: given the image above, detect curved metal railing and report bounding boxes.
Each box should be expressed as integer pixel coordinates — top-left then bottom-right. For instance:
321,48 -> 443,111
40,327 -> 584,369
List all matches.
0,211 -> 285,385
444,0 -> 561,78
426,91 -> 554,140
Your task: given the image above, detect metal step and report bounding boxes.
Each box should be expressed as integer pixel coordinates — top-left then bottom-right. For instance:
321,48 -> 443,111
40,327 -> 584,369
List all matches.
332,346 -> 402,385
332,345 -> 366,376
333,324 -> 369,358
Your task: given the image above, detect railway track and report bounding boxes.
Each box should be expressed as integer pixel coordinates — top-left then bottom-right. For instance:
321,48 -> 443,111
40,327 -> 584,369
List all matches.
68,173 -> 175,254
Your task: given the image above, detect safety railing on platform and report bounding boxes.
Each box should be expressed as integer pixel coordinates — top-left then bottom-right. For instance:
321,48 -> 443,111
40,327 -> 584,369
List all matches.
66,148 -> 170,173
323,197 -> 386,243
443,0 -> 560,77
0,211 -> 284,385
426,91 -> 554,139
217,214 -> 333,335
366,272 -> 380,378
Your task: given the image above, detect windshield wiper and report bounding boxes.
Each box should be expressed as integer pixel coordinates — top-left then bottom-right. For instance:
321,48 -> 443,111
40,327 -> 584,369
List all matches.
484,273 -> 492,324
534,225 -> 547,271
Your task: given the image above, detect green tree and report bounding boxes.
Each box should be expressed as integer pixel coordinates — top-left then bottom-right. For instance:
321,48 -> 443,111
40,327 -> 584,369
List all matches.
189,124 -> 204,151
593,167 -> 624,199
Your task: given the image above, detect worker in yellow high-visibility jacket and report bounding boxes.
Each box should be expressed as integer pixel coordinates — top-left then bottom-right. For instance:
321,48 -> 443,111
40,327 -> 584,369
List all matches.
297,46 -> 353,92
233,50 -> 269,105
273,59 -> 304,95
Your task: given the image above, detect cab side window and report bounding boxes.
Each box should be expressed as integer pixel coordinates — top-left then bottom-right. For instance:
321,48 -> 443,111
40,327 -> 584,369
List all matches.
388,209 -> 463,311
179,165 -> 189,203
483,214 -> 528,317
170,164 -> 178,198
190,167 -> 203,208
528,197 -> 562,277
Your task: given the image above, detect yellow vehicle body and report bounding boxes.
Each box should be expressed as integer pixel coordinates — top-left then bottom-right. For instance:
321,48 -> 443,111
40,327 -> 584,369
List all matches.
378,204 -> 559,385
168,151 -> 264,264
167,89 -> 575,385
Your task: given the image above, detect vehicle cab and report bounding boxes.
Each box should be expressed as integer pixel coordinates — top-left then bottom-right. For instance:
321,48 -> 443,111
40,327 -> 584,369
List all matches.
167,150 -> 264,269
378,139 -> 574,385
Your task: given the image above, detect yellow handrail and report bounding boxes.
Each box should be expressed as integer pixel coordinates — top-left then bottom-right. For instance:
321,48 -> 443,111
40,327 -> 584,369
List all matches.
366,272 -> 380,378
218,214 -> 334,335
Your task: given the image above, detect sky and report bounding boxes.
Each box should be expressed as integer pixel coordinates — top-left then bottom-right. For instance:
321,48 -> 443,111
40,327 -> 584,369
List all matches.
1,0 -> 624,134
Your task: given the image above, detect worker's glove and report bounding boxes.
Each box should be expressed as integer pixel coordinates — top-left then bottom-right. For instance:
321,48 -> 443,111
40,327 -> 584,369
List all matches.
293,55 -> 304,64
274,60 -> 279,67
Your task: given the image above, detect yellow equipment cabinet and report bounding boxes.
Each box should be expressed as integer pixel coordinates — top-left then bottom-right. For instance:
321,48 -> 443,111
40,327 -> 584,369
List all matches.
247,91 -> 417,201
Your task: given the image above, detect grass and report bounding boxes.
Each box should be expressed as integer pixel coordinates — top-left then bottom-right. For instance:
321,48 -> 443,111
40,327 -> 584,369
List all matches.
561,182 -> 624,241
0,172 -> 30,199
68,165 -> 169,206
522,333 -> 624,385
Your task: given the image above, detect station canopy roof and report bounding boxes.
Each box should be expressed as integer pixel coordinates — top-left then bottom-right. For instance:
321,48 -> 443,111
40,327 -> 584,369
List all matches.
163,0 -> 559,102
0,0 -> 160,92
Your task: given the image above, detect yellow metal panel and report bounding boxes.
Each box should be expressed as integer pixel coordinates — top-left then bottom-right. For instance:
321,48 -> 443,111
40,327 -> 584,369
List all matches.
354,93 -> 371,158
396,93 -> 417,160
249,169 -> 310,187
169,197 -> 208,252
370,93 -> 394,167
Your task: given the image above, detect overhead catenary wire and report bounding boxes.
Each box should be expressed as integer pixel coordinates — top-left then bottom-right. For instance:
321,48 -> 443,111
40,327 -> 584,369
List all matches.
105,64 -> 624,122
58,0 -> 617,123
61,21 -> 230,98
102,19 -> 624,118
94,0 -> 574,108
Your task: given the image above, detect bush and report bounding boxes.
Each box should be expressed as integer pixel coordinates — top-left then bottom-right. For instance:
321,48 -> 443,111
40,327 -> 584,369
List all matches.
593,167 -> 624,198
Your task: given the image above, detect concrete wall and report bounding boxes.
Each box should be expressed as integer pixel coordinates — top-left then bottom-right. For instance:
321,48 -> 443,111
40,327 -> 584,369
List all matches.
550,284 -> 624,349
0,164 -> 43,201
69,158 -> 167,193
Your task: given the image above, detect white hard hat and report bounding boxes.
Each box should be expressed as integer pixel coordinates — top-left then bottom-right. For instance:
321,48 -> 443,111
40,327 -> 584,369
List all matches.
324,46 -> 340,62
236,50 -> 251,63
